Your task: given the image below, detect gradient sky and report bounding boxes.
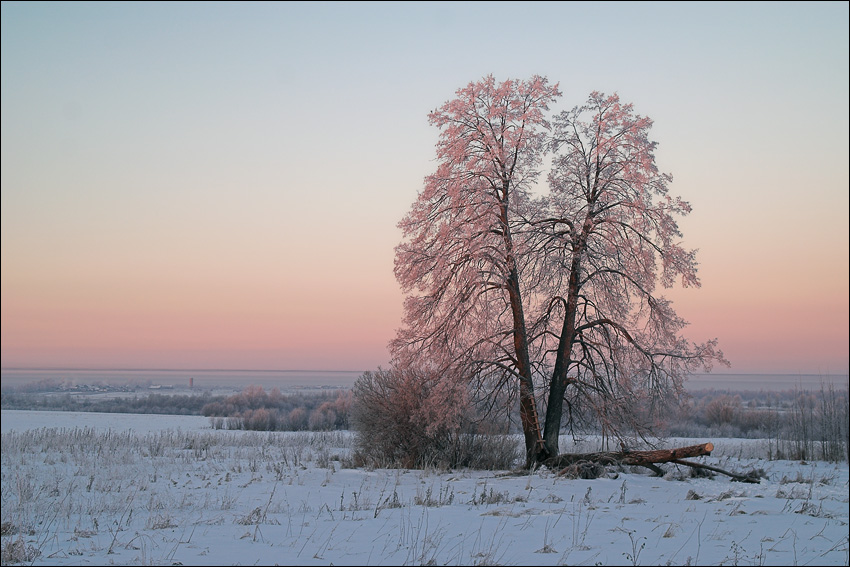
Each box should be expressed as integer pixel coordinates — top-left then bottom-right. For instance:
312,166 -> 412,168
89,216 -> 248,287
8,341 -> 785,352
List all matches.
2,1 -> 848,376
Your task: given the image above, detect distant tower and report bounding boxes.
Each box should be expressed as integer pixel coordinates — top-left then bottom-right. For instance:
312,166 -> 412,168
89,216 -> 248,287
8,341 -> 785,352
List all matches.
189,377 -> 194,389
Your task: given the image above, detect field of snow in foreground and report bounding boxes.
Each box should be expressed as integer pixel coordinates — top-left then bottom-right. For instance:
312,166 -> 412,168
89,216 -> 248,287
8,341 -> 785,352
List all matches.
1,410 -> 848,566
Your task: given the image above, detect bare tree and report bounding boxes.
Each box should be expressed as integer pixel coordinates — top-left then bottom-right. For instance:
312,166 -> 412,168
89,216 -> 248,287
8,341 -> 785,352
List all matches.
392,75 -> 560,466
536,91 -> 728,457
392,79 -> 727,467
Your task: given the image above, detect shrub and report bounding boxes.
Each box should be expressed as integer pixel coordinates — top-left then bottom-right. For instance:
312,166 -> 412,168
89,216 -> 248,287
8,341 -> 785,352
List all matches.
350,367 -> 519,470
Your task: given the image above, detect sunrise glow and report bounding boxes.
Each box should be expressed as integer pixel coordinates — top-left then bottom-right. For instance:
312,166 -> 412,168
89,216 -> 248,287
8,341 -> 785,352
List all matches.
2,2 -> 847,378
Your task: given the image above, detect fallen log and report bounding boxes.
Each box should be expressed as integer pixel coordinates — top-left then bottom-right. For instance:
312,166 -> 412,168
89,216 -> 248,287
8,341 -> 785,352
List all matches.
544,442 -> 714,472
541,441 -> 762,482
621,442 -> 715,465
542,442 -> 760,483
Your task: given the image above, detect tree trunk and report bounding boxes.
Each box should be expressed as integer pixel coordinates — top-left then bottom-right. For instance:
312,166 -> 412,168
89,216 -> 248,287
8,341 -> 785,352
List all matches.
500,195 -> 547,467
507,266 -> 545,467
542,213 -> 593,461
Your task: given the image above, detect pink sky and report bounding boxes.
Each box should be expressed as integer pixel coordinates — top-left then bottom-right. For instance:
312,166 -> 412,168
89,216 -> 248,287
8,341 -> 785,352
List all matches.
2,2 -> 847,375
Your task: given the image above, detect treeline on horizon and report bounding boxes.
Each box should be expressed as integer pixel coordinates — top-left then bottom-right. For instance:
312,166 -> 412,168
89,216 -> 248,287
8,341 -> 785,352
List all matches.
2,379 -> 847,463
0,383 -> 351,431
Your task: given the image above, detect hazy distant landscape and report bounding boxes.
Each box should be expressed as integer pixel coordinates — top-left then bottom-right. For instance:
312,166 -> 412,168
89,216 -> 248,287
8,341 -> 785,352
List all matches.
3,368 -> 847,394
3,369 -> 847,465
0,369 -> 364,394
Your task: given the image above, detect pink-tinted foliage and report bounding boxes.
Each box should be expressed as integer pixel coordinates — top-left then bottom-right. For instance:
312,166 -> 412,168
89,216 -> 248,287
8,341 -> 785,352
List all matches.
351,367 -> 477,468
391,75 -> 561,465
392,75 -> 559,382
540,91 -> 729,447
390,80 -> 727,464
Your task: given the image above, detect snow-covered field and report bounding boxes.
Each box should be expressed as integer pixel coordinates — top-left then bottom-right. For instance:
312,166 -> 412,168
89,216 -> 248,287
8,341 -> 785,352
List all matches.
1,410 -> 848,566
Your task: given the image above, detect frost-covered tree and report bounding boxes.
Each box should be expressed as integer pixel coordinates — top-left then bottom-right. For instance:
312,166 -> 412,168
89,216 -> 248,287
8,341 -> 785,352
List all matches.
537,92 -> 727,457
391,75 -> 560,466
392,78 -> 727,467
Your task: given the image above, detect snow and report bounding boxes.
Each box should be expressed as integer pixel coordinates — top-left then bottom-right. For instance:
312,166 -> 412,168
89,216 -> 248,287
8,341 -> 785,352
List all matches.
2,410 -> 848,566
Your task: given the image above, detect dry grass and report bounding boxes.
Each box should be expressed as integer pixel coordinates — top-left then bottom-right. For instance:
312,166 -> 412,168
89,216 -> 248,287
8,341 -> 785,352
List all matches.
1,420 -> 848,566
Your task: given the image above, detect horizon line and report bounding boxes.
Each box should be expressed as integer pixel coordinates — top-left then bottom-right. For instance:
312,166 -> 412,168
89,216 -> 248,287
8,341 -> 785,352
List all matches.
1,367 -> 847,377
